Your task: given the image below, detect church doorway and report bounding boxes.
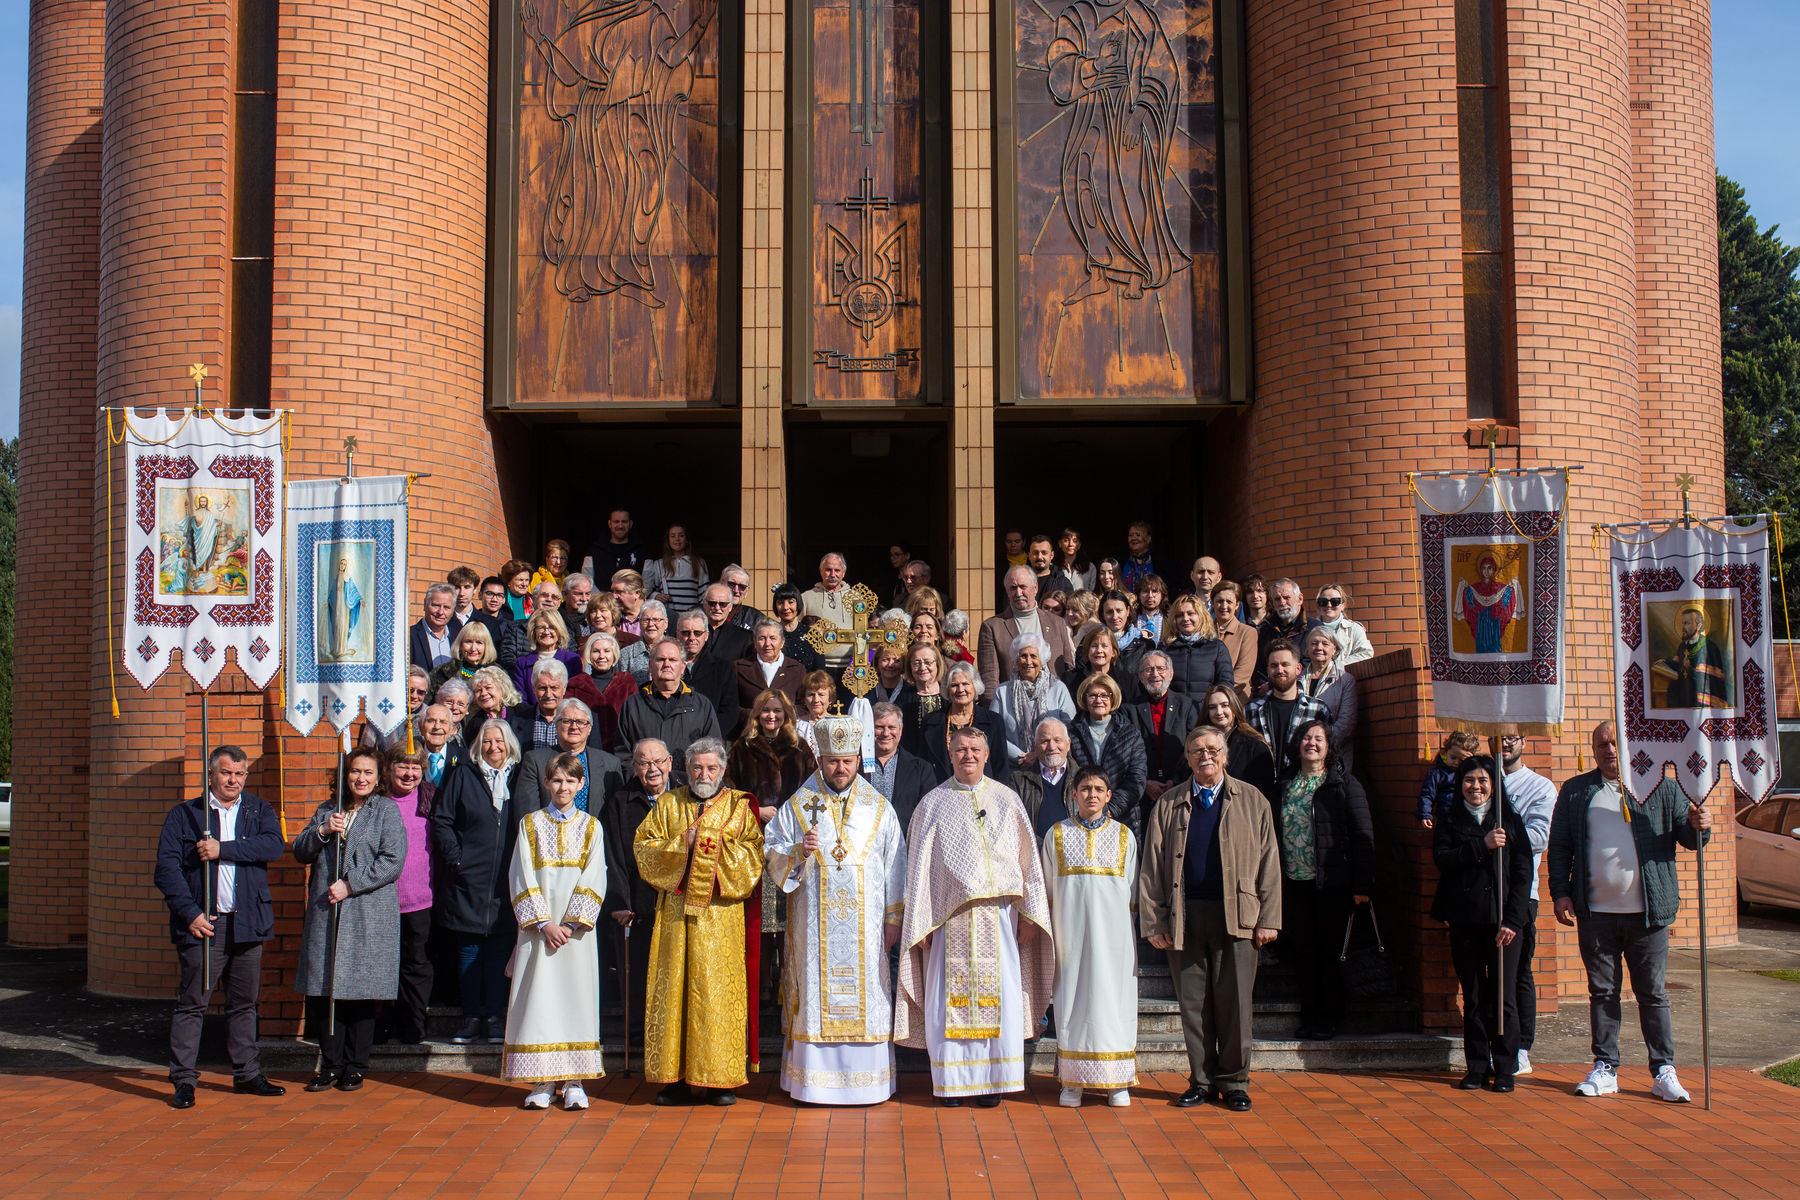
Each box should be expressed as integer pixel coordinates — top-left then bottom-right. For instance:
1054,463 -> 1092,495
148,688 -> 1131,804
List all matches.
783,422 -> 951,605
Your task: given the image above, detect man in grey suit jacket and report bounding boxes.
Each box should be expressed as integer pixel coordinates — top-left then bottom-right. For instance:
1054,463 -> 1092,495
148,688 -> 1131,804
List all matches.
977,565 -> 1076,691
512,697 -> 625,816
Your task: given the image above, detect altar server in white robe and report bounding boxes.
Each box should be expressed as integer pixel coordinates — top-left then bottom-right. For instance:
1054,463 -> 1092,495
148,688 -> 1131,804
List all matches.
504,752 -> 608,1111
895,725 -> 1054,1106
765,711 -> 908,1104
1043,764 -> 1139,1107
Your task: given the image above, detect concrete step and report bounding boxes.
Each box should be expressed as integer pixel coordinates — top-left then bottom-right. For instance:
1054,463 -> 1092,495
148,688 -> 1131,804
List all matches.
260,1030 -> 1462,1076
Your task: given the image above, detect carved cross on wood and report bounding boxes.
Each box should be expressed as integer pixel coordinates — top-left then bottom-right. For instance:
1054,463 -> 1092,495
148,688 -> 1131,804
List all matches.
803,583 -> 911,696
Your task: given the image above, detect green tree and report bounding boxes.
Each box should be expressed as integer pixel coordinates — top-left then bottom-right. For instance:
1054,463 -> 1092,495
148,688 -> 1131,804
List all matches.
0,435 -> 14,779
1719,174 -> 1800,631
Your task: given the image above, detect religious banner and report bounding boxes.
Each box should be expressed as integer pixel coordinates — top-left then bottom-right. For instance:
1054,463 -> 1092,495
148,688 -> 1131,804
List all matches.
1605,517 -> 1780,805
284,475 -> 410,737
1411,469 -> 1569,733
121,409 -> 284,691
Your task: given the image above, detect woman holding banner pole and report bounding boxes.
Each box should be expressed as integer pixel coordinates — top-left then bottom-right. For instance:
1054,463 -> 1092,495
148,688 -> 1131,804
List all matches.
294,745 -> 407,1092
1431,754 -> 1531,1093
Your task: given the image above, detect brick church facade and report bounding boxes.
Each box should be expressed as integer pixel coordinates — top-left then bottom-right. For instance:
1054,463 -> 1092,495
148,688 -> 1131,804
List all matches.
15,0 -> 1730,1035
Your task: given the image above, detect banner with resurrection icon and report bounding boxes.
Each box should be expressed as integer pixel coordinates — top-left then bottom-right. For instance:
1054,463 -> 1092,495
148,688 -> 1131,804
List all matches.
284,475 -> 411,737
1410,468 -> 1570,734
121,409 -> 285,691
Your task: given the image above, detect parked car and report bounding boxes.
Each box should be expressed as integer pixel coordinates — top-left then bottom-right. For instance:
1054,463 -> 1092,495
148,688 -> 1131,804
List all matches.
1736,795 -> 1800,909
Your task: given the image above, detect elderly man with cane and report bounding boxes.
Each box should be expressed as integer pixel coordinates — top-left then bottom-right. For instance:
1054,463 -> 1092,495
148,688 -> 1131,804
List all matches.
154,745 -> 288,1109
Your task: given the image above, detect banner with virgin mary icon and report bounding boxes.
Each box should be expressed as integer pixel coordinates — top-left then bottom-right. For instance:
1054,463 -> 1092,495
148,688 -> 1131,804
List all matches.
1604,517 -> 1780,805
1411,469 -> 1570,734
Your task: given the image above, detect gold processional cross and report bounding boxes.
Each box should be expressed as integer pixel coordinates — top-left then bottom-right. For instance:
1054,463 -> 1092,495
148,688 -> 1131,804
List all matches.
803,583 -> 911,698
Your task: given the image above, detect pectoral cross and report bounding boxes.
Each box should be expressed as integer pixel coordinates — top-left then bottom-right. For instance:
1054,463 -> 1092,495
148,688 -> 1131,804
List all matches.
803,583 -> 911,696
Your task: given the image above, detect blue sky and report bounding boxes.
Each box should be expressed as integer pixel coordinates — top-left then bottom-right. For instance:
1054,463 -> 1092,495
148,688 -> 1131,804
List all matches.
0,5 -> 1794,440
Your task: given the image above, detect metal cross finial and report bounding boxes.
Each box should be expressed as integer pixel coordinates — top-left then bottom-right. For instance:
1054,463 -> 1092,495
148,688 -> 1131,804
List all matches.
803,584 -> 912,697
188,363 -> 208,385
1676,472 -> 1696,527
343,435 -> 359,479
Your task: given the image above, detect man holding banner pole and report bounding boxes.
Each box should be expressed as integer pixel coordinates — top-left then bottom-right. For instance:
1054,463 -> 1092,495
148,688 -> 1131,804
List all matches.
1547,722 -> 1710,1102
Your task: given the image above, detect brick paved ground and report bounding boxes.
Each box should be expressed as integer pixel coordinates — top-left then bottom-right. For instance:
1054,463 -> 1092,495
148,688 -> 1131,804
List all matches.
3,1067 -> 1793,1199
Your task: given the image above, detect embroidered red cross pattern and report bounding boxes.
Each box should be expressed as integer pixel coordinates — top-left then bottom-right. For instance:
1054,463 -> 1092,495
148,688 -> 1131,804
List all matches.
697,834 -> 719,857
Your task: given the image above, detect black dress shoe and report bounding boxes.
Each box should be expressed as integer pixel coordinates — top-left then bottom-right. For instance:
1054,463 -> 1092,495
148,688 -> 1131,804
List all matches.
305,1072 -> 340,1092
171,1084 -> 195,1109
335,1071 -> 365,1092
1221,1090 -> 1252,1112
655,1083 -> 692,1106
1174,1085 -> 1209,1108
1454,1070 -> 1487,1090
973,1093 -> 1002,1108
1488,1076 -> 1515,1093
937,1096 -> 965,1108
706,1089 -> 736,1107
450,1018 -> 483,1045
234,1076 -> 286,1097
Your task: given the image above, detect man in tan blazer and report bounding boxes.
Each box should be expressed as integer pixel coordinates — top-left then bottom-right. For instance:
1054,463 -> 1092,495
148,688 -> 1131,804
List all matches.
978,565 -> 1076,691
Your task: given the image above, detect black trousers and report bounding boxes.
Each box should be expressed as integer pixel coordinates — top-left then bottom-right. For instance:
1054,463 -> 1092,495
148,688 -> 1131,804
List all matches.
391,908 -> 434,1044
1514,899 -> 1539,1051
168,914 -> 265,1086
307,995 -> 377,1074
1448,922 -> 1523,1077
1283,880 -> 1351,1033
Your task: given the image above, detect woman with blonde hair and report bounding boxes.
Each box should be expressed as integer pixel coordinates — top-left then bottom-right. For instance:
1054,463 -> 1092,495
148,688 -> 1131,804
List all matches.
462,665 -> 522,744
1314,581 -> 1374,665
511,608 -> 580,706
429,621 -> 498,701
903,584 -> 945,624
1159,592 -> 1233,700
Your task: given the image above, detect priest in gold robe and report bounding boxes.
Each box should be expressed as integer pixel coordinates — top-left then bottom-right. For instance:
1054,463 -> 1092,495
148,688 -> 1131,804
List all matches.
634,736 -> 764,1106
895,725 -> 1054,1106
765,711 -> 907,1105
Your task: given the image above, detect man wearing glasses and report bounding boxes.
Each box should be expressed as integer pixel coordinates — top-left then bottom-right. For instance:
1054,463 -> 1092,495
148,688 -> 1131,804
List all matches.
1138,724 -> 1280,1113
515,697 -> 625,817
699,582 -> 754,662
719,564 -> 764,632
1497,725 -> 1556,1077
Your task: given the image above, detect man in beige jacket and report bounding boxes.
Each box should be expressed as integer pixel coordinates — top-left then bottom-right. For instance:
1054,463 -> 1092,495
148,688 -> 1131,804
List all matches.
1138,723 -> 1280,1111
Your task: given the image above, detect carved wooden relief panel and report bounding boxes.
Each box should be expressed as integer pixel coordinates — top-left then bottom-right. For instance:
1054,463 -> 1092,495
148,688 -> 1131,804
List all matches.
1012,0 -> 1221,402
809,0 -> 923,401
512,0 -> 720,405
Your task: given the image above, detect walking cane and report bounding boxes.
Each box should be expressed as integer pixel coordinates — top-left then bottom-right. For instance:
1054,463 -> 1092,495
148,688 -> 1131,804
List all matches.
620,923 -> 633,1079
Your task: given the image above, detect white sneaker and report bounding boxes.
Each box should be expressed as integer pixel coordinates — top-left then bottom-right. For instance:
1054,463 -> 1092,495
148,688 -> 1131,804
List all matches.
1575,1060 -> 1619,1097
1107,1089 -> 1131,1107
524,1085 -> 553,1109
1515,1049 -> 1533,1076
1059,1087 -> 1083,1107
1651,1065 -> 1691,1103
563,1082 -> 590,1110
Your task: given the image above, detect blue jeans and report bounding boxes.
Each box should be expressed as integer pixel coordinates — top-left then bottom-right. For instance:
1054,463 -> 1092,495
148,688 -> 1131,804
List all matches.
457,925 -> 514,1022
1577,911 -> 1674,1072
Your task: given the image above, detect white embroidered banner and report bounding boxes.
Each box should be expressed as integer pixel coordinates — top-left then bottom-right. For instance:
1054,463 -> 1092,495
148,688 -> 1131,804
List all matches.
284,475 -> 410,737
1606,517 -> 1780,805
1412,469 -> 1569,734
122,410 -> 284,690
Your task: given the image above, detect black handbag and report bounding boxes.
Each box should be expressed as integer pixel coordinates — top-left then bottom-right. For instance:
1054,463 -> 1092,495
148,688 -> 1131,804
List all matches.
1338,900 -> 1400,1001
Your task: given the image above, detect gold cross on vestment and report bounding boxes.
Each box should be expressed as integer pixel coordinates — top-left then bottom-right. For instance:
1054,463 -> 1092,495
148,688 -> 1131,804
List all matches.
803,583 -> 911,697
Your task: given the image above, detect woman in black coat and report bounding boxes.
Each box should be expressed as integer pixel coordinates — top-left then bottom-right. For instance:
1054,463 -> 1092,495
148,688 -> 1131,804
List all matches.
426,716 -> 524,1046
1065,672 -> 1147,837
1061,626 -> 1143,707
1200,684 -> 1276,802
1160,593 -> 1235,700
1431,753 -> 1532,1093
917,661 -> 1007,782
1273,719 -> 1374,1041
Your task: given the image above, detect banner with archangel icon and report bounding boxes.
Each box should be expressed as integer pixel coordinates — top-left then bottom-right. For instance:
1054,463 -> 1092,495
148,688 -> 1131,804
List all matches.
284,476 -> 410,737
1411,469 -> 1570,734
121,409 -> 284,691
1605,516 -> 1780,805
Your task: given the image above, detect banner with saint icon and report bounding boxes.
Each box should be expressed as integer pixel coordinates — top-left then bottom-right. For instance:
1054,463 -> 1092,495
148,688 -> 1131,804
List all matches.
1410,468 -> 1570,734
120,408 -> 285,691
284,475 -> 410,737
1604,516 -> 1780,805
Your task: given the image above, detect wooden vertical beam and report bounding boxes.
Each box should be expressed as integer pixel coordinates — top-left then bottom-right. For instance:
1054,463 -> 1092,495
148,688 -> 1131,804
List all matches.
949,0 -> 996,614
741,0 -> 788,596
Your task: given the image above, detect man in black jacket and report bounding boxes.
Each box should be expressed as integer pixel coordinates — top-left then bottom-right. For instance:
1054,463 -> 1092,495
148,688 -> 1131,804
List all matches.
699,583 -> 754,662
582,507 -> 646,585
603,738 -> 673,1038
613,638 -> 723,773
153,745 -> 288,1108
864,702 -> 938,831
408,582 -> 462,671
675,608 -> 742,735
1128,650 -> 1202,819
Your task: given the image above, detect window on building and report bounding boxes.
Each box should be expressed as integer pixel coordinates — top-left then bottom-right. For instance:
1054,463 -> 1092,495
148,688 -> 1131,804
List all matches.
231,0 -> 278,410
1456,0 -> 1514,423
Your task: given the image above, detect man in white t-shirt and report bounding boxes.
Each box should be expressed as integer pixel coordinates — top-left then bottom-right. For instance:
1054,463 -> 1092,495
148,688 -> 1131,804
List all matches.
1546,722 -> 1711,1103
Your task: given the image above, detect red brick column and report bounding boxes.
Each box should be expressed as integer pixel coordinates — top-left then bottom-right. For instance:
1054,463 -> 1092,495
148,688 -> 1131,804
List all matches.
11,0 -> 105,947
88,0 -> 235,996
1630,0 -> 1733,948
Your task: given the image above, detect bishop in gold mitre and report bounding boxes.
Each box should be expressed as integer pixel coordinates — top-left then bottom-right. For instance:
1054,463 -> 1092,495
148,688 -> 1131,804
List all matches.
764,711 -> 908,1105
634,736 -> 764,1106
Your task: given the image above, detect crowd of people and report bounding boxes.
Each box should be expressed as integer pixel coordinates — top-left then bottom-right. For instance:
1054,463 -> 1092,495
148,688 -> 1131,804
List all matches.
151,513 -> 1713,1113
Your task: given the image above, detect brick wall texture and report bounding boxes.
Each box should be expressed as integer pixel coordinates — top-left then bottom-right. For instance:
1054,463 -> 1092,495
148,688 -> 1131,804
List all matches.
15,1 -> 1734,1020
